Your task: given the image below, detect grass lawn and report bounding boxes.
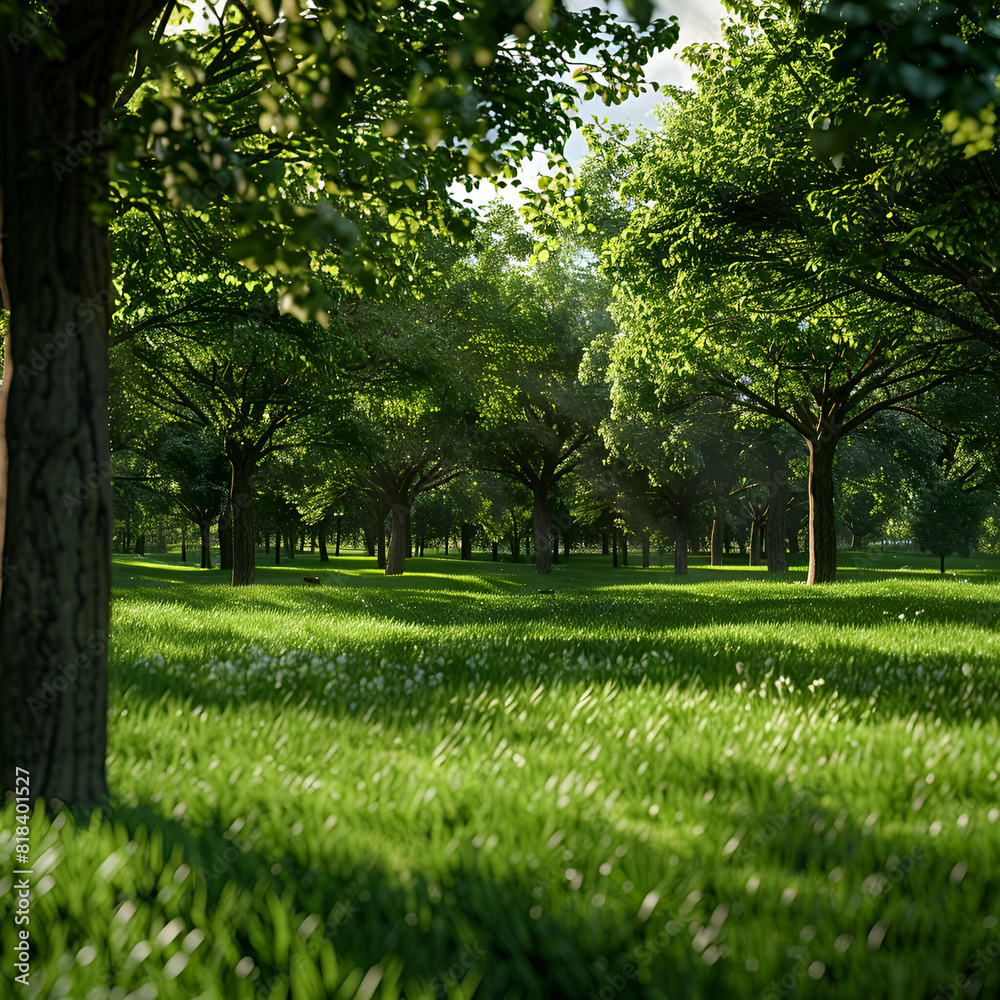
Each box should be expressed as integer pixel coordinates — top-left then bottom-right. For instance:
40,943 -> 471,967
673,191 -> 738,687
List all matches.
3,549 -> 1000,999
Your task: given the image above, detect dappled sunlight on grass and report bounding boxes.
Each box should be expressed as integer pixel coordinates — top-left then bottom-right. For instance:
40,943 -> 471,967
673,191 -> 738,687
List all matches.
2,551 -> 998,997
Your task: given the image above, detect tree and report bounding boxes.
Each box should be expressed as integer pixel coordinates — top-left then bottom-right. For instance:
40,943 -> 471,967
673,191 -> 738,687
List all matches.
599,6 -> 986,583
115,266 -> 353,587
446,206 -> 614,574
1,0 -> 675,804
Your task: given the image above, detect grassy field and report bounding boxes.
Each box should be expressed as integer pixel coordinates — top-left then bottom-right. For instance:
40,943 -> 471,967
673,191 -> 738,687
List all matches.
3,549 -> 1000,999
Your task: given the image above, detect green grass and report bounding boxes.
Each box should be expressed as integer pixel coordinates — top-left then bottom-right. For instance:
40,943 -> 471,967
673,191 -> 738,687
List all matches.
3,551 -> 1000,999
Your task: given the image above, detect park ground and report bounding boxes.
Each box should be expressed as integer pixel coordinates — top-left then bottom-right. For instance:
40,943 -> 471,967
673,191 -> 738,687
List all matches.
2,549 -> 1000,999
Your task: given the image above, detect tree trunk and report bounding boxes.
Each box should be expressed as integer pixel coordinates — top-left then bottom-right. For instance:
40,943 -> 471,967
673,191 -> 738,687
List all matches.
386,502 -> 410,575
940,552 -> 946,574
492,541 -> 498,562
674,523 -> 689,575
710,510 -> 724,566
135,529 -> 146,556
0,44 -> 133,801
563,533 -> 570,561
621,534 -> 628,567
229,459 -> 255,586
286,527 -> 295,561
642,530 -> 650,569
319,520 -> 329,562
612,529 -> 619,568
601,530 -> 609,556
461,521 -> 473,560
335,515 -> 342,556
510,518 -> 519,562
532,493 -> 552,574
181,520 -> 187,562
766,447 -> 789,574
806,437 -> 838,584
377,516 -> 387,569
552,531 -> 558,564
264,528 -> 269,554
749,513 -> 762,567
200,520 -> 212,569
218,507 -> 233,571
156,519 -> 164,553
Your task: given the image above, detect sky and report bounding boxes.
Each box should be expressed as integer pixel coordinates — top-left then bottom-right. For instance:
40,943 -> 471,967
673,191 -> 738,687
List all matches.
462,0 -> 729,208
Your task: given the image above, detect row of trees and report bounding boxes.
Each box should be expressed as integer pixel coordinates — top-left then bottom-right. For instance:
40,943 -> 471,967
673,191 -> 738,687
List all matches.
109,200 -> 1000,582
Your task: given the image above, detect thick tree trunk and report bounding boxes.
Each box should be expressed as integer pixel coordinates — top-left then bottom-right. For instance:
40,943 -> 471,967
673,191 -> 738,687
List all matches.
229,460 -> 255,586
552,531 -> 558,564
710,516 -> 724,566
218,507 -> 233,571
766,448 -> 789,574
749,513 -> 763,567
532,493 -> 552,574
461,521 -> 473,561
275,529 -> 281,563
642,530 -> 650,569
386,503 -> 410,575
0,30 -> 134,802
335,514 -> 342,556
612,529 -> 619,568
674,523 -> 689,575
200,520 -> 212,568
377,516 -> 386,569
286,527 -> 295,561
319,520 -> 329,562
181,520 -> 187,562
806,437 -> 838,584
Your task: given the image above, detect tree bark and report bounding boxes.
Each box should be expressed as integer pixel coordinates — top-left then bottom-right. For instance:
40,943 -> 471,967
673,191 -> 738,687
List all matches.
319,520 -> 329,562
601,530 -> 609,556
621,533 -> 628,567
200,520 -> 212,568
218,507 -> 233,571
264,528 -> 269,554
377,515 -> 387,569
229,459 -> 255,586
710,517 -> 724,566
642,530 -> 650,569
181,520 -> 187,562
674,523 -> 688,575
286,527 -> 295,561
0,10 -> 151,801
806,437 -> 838,584
940,552 -> 946,574
749,512 -> 763,567
766,447 -> 789,574
532,493 -> 552,574
385,502 -> 410,575
612,529 -> 619,568
461,521 -> 473,560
